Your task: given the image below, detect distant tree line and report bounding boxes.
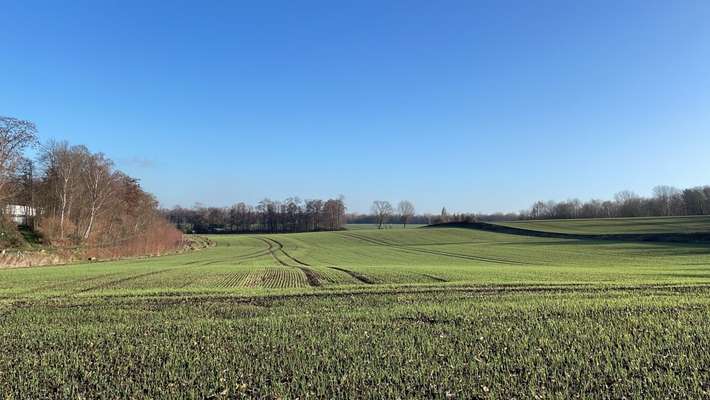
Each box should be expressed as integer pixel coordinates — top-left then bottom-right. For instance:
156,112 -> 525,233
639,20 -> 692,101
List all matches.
0,116 -> 182,256
520,186 -> 710,220
347,201 -> 502,228
343,200 -> 420,229
348,201 -> 485,228
349,186 -> 710,228
422,186 -> 710,223
162,197 -> 347,234
346,213 -> 434,225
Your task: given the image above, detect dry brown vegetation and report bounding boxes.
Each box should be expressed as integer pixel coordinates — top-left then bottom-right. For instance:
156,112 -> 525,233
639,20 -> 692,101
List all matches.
0,116 -> 183,262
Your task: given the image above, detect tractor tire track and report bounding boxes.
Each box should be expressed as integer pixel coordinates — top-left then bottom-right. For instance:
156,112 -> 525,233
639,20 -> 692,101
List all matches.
230,237 -> 278,262
328,266 -> 375,284
265,238 -> 322,287
256,237 -> 321,287
344,232 -> 526,266
264,238 -> 312,266
420,273 -> 448,282
75,268 -> 180,293
17,272 -> 124,295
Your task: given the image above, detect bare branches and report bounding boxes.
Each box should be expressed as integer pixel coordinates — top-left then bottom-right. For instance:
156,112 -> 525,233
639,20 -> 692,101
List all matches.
80,153 -> 117,239
163,197 -> 347,234
397,200 -> 415,228
0,116 -> 38,204
371,201 -> 393,229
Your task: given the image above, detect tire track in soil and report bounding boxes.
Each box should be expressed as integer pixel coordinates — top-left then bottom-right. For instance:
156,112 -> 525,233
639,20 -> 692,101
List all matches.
346,232 -> 522,265
256,237 -> 321,287
266,238 -> 322,287
16,272 -> 124,296
263,238 -> 312,266
229,237 -> 278,262
343,232 -> 526,266
187,237 -> 274,267
420,273 -> 448,282
327,266 -> 375,284
74,268 -> 180,293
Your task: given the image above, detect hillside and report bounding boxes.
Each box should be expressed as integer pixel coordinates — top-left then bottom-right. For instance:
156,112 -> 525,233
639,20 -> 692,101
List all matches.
3,226 -> 710,297
493,215 -> 710,234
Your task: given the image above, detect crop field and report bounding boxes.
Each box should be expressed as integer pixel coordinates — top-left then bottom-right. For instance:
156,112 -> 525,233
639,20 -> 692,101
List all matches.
346,223 -> 426,230
2,217 -> 710,398
495,215 -> 710,234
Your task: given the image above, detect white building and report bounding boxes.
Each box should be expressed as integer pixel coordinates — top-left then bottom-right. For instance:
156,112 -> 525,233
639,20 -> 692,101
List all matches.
4,204 -> 37,225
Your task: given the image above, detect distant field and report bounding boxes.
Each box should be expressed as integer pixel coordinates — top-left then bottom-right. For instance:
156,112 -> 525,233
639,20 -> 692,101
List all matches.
346,223 -> 426,230
495,215 -> 710,234
2,221 -> 710,398
3,228 -> 710,296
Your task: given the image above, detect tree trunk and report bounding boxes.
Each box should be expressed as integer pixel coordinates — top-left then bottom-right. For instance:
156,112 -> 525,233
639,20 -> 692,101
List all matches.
83,205 -> 96,240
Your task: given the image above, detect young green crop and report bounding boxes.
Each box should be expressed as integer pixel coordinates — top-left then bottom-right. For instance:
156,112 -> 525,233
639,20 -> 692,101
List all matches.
1,219 -> 710,398
2,226 -> 710,297
1,287 -> 709,398
494,215 -> 710,234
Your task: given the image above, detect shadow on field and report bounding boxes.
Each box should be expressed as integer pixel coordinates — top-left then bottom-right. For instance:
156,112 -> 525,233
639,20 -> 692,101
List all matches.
428,222 -> 710,244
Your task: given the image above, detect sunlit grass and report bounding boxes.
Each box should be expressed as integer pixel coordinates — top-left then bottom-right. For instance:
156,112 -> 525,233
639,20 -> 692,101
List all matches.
2,220 -> 710,397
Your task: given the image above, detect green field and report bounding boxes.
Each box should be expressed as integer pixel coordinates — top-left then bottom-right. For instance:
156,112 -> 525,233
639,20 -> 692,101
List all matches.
2,218 -> 710,398
346,223 -> 426,230
495,215 -> 710,234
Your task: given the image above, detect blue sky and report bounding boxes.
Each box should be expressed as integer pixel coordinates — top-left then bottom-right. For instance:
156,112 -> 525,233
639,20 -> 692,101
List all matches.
2,1 -> 710,213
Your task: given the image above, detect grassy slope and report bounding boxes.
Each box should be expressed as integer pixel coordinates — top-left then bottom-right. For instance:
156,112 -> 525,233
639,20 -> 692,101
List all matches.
1,227 -> 710,297
2,224 -> 710,398
346,223 -> 426,230
494,215 -> 710,234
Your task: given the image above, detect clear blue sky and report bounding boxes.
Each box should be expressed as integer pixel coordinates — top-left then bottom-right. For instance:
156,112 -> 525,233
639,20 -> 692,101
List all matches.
3,1 -> 709,214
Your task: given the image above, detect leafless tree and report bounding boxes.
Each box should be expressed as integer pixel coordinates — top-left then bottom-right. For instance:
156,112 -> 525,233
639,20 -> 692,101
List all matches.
0,116 -> 38,205
398,200 -> 415,228
80,153 -> 117,240
652,185 -> 680,216
0,116 -> 182,255
371,200 -> 393,229
39,142 -> 88,239
614,190 -> 644,217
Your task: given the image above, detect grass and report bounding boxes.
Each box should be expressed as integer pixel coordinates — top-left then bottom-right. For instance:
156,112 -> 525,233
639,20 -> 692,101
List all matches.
2,216 -> 710,398
346,223 -> 426,230
494,215 -> 710,234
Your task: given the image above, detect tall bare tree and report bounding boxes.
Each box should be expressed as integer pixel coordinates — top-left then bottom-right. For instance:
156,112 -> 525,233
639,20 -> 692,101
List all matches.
652,185 -> 680,216
0,116 -> 38,205
80,153 -> 116,240
397,200 -> 415,228
39,142 -> 88,239
371,200 -> 393,229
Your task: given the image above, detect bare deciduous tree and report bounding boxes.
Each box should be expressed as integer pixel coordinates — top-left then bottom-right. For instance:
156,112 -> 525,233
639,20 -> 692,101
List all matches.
39,142 -> 88,239
0,116 -> 37,204
371,200 -> 393,229
398,200 -> 415,228
0,116 -> 182,256
652,185 -> 680,217
80,153 -> 117,240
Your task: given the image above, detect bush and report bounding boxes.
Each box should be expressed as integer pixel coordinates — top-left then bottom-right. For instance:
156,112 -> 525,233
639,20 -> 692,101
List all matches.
0,216 -> 26,248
